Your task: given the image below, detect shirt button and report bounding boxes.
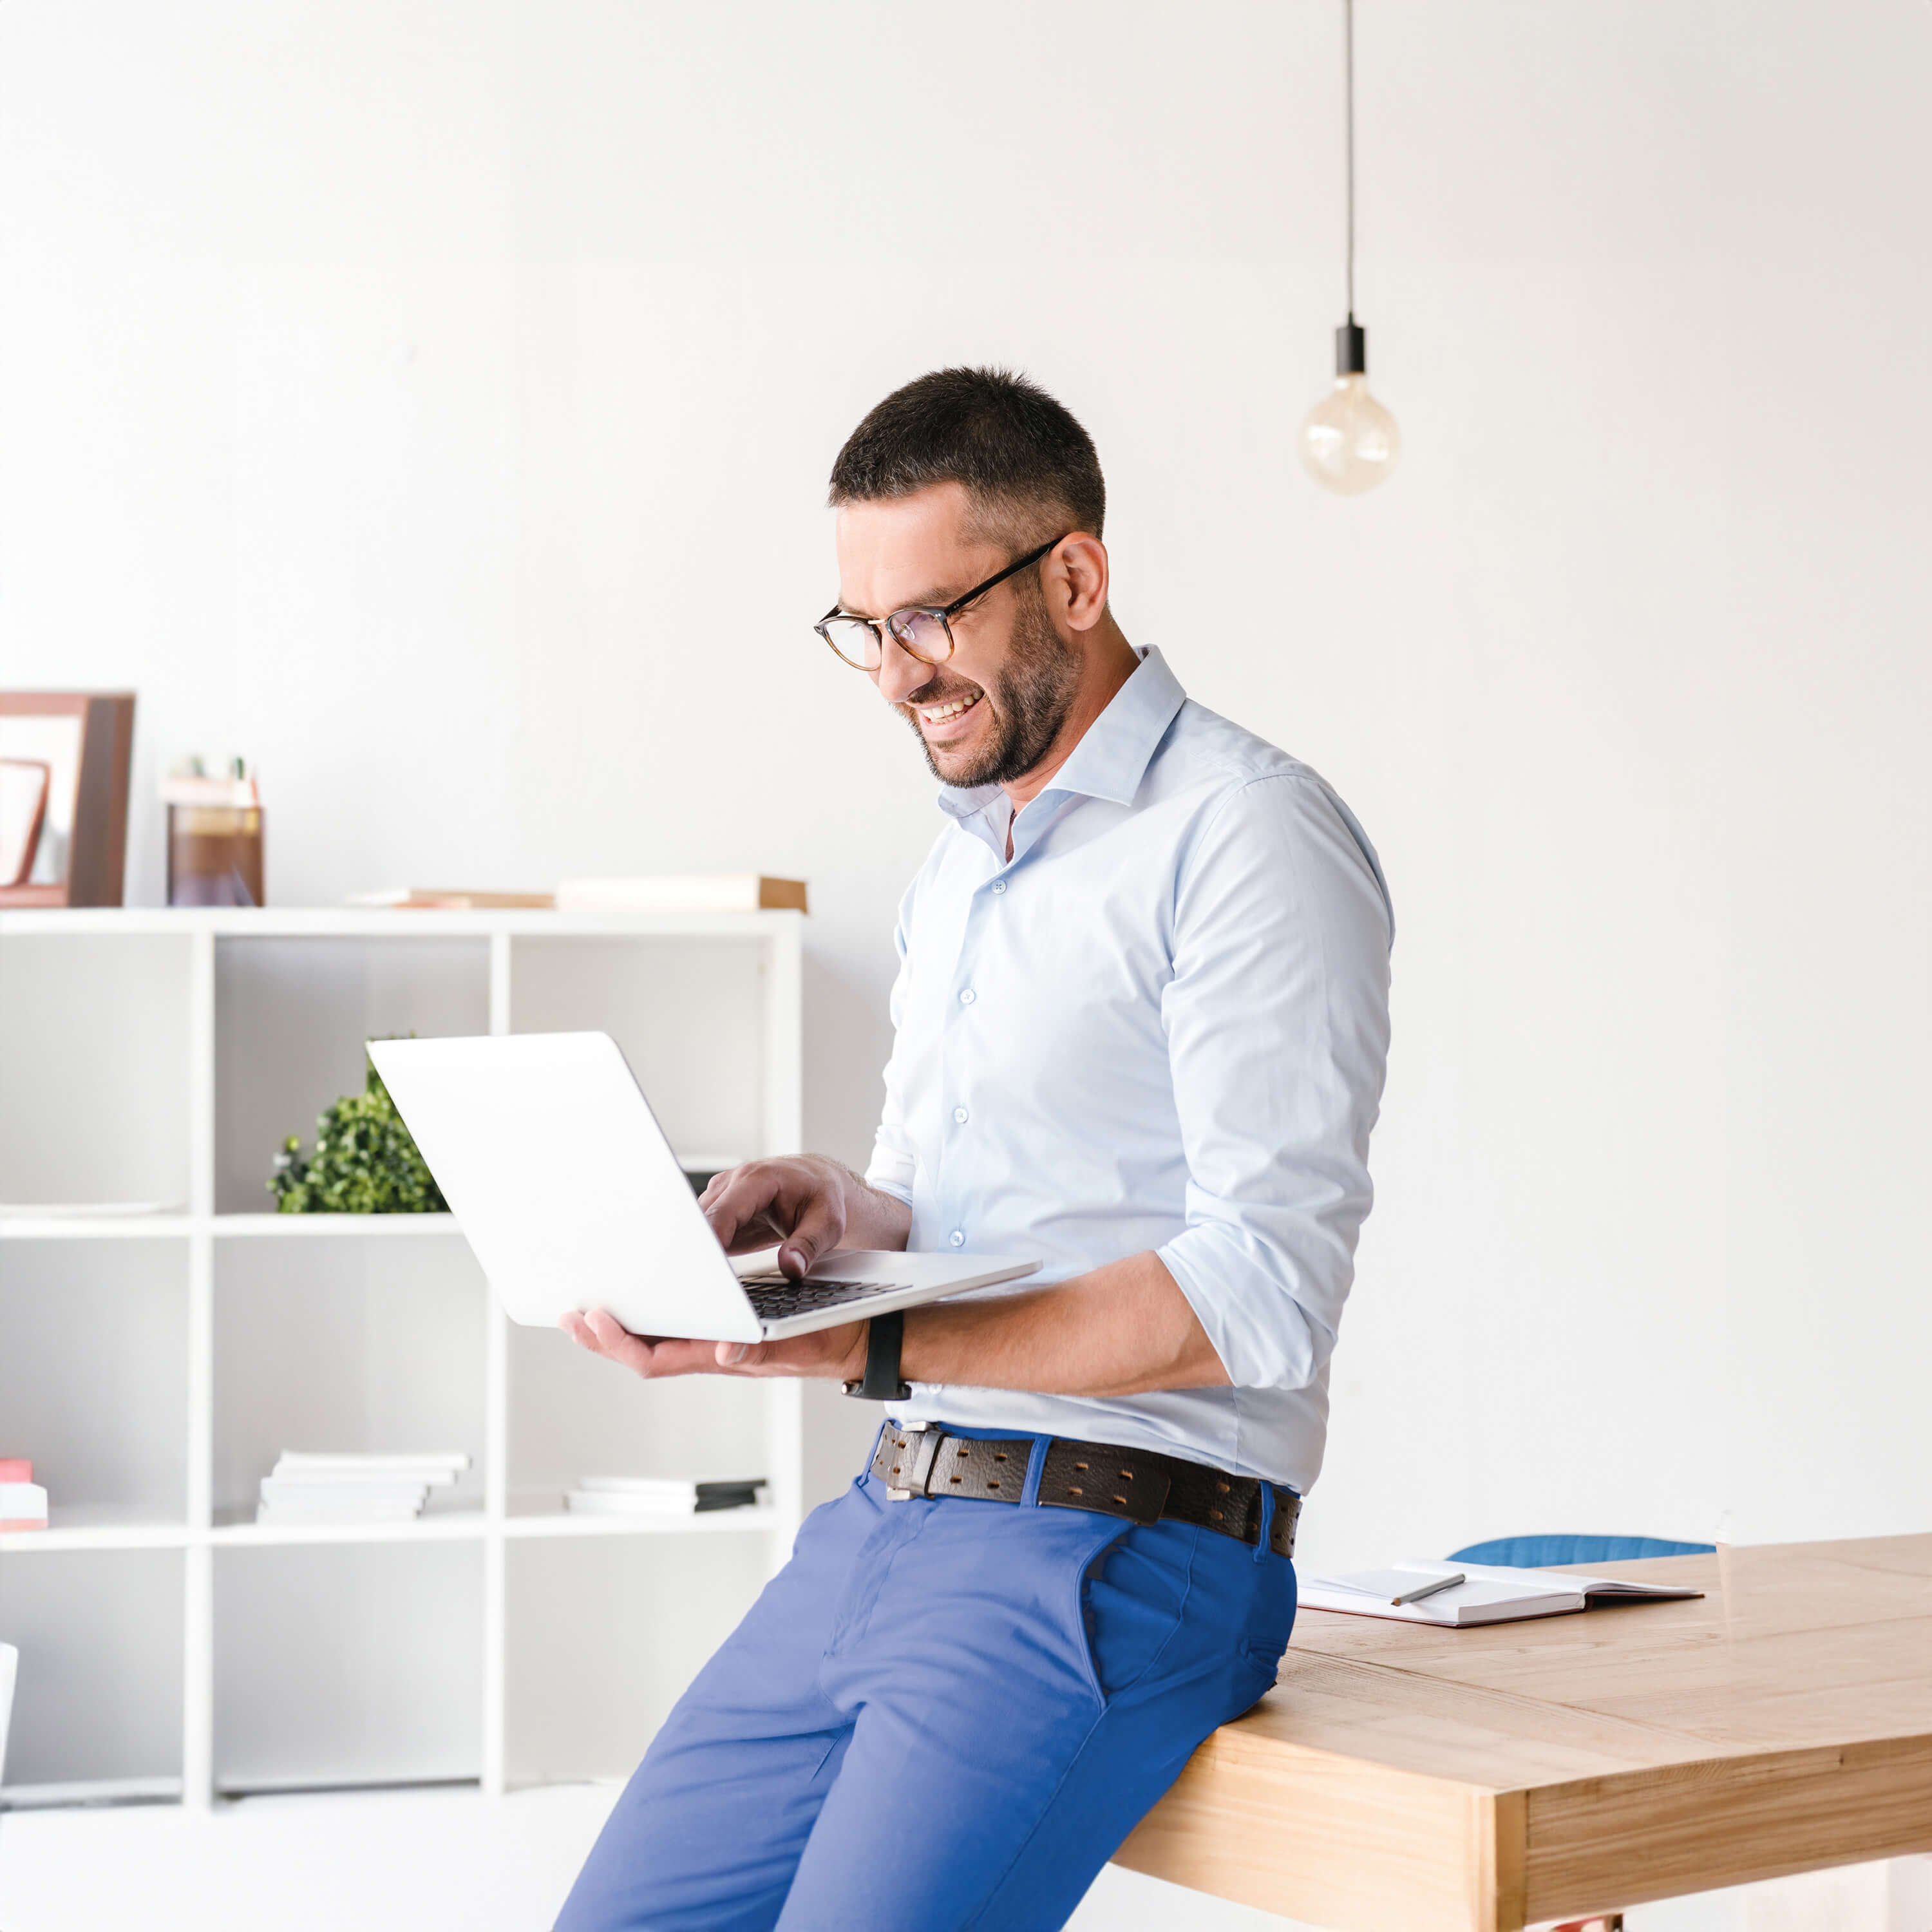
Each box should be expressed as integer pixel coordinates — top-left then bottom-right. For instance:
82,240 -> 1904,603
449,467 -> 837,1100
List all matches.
991,880 -> 1007,895
949,1230 -> 965,1247
953,1106 -> 969,1124
958,988 -> 976,1005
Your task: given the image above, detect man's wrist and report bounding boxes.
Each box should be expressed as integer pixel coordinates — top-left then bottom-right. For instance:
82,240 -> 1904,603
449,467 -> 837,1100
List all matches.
842,1312 -> 912,1400
838,1320 -> 871,1384
828,1160 -> 913,1253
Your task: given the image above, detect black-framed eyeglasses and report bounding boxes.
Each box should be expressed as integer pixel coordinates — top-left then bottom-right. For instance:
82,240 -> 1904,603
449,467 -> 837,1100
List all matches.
813,535 -> 1070,671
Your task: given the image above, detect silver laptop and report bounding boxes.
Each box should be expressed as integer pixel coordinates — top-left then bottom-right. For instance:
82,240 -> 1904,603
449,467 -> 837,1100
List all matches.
368,1032 -> 1038,1341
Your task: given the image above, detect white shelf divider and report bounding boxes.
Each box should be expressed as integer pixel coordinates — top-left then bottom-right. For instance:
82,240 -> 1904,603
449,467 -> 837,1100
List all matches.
183,924 -> 216,1812
503,1508 -> 783,1540
0,1215 -> 195,1240
211,1213 -> 462,1237
481,927 -> 513,1798
0,905 -> 806,1812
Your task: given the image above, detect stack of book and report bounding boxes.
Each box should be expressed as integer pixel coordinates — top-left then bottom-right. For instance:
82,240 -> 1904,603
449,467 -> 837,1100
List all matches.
1,1458 -> 48,1531
256,1450 -> 471,1525
348,875 -> 809,914
555,875 -> 808,914
565,1475 -> 766,1519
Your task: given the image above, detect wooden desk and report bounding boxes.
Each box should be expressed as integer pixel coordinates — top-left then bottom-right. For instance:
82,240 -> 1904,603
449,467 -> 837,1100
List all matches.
1115,1535 -> 1932,1930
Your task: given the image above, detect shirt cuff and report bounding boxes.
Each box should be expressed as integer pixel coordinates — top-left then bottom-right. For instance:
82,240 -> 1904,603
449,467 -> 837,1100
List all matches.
1156,1229 -> 1324,1394
864,1139 -> 916,1206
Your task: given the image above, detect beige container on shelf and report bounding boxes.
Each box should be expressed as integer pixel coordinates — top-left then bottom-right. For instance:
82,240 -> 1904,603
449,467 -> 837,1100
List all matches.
164,764 -> 264,907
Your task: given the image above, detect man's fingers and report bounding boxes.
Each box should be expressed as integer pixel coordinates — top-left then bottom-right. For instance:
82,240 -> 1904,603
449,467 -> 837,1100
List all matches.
564,1306 -> 861,1383
567,1311 -> 710,1380
701,1164 -> 791,1253
581,1309 -> 659,1375
776,1191 -> 846,1278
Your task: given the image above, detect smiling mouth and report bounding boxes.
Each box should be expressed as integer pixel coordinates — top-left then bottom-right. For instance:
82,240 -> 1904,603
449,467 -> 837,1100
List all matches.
916,690 -> 983,728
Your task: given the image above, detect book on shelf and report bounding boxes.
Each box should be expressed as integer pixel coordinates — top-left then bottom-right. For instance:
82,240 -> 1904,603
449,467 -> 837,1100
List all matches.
255,1450 -> 471,1524
346,889 -> 556,910
1,1459 -> 48,1531
273,1451 -> 468,1483
566,1476 -> 767,1517
1298,1559 -> 1703,1628
554,875 -> 808,915
258,1478 -> 433,1510
256,1500 -> 424,1525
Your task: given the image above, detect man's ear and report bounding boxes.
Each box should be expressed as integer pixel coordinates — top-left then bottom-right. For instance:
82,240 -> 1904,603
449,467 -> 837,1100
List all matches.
1052,533 -> 1110,634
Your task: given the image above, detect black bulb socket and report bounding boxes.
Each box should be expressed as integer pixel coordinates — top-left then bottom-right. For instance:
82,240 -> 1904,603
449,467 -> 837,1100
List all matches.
1335,317 -> 1367,377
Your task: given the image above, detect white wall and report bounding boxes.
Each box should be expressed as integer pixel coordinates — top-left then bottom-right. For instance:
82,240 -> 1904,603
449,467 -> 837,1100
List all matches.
5,0 -> 1929,1593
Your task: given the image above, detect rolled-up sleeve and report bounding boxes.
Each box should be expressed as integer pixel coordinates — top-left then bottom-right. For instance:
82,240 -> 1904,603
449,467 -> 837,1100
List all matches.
1156,775 -> 1393,1393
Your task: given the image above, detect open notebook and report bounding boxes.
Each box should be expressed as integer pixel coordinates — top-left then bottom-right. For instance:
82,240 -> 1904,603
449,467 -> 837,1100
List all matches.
1299,1558 -> 1704,1627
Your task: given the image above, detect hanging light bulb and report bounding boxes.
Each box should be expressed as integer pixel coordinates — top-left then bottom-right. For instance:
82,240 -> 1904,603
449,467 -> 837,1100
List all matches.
1300,319 -> 1400,495
1299,0 -> 1400,495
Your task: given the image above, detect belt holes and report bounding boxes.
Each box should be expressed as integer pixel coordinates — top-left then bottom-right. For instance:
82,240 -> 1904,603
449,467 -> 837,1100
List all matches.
1216,1480 -> 1230,1493
993,1452 -> 1007,1462
1120,1470 -> 1133,1481
1112,1494 -> 1128,1506
1068,1484 -> 1083,1496
1074,1461 -> 1089,1472
948,1475 -> 961,1484
1210,1508 -> 1224,1520
958,1446 -> 969,1457
890,1465 -> 902,1475
988,1480 -> 1000,1490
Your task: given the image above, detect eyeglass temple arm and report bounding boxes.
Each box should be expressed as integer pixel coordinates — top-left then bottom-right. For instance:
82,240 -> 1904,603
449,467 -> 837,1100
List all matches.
819,531 -> 1070,630
940,534 -> 1070,617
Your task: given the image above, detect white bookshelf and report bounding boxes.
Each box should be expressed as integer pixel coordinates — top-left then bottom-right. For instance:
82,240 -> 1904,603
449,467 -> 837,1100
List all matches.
0,907 -> 804,1810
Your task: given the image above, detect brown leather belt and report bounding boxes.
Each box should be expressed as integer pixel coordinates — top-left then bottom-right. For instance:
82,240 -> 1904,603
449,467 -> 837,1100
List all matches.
869,1426 -> 1300,1558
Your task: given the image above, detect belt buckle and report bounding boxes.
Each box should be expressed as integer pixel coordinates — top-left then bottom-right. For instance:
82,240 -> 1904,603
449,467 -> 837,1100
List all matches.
886,1423 -> 938,1501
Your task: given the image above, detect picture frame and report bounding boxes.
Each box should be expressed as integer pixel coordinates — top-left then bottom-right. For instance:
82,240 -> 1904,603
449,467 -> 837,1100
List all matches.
0,692 -> 137,907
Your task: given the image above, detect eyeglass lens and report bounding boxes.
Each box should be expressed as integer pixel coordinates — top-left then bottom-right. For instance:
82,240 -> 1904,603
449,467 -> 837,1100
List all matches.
820,610 -> 950,670
887,609 -> 951,661
819,617 -> 882,668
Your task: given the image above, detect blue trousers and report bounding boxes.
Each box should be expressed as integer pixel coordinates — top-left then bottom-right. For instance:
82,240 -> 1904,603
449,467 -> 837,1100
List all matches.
556,1428 -> 1298,1932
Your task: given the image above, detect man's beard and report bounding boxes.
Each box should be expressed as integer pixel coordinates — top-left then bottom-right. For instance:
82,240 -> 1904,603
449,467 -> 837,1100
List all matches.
898,593 -> 1081,790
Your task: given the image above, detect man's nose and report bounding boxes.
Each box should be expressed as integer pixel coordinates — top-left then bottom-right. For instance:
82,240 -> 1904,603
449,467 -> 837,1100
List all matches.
872,630 -> 929,706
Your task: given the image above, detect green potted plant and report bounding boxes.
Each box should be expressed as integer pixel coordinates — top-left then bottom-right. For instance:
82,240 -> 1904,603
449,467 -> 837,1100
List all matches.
270,1050 -> 448,1214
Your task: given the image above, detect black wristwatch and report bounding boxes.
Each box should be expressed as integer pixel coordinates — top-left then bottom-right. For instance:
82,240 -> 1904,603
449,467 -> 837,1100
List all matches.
842,1310 -> 911,1401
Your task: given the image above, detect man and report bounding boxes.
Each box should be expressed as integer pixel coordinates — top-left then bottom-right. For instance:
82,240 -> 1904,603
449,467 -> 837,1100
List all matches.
556,367 -> 1392,1932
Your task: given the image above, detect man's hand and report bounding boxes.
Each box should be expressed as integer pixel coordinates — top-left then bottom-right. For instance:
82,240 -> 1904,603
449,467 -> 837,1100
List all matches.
560,1155 -> 1231,1399
697,1155 -> 911,1276
558,1154 -> 909,1383
560,1308 -> 867,1383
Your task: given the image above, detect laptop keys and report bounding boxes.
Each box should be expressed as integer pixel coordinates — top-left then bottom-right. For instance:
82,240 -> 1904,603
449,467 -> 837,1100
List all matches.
738,1274 -> 908,1317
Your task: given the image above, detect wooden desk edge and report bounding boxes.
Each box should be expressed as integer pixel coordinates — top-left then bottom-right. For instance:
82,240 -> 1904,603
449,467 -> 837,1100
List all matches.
1114,1724 -> 1530,1932
1117,1723 -> 1932,1932
1521,1730 -> 1932,1924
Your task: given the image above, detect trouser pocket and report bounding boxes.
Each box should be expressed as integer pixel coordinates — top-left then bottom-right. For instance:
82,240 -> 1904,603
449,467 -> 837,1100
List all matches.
1075,1517 -> 1201,1704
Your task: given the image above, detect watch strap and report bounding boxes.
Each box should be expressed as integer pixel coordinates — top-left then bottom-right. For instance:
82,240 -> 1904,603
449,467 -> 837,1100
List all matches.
842,1309 -> 911,1401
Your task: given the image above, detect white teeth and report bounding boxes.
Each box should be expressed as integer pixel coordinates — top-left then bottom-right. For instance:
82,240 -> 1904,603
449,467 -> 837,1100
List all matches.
919,692 -> 981,725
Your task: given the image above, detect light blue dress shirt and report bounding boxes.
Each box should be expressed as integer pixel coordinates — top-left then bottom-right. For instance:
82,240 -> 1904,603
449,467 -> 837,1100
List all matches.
865,647 -> 1394,1494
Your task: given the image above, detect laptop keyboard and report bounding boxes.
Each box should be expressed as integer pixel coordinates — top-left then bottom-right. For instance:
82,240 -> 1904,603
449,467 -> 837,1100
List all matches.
738,1273 -> 910,1320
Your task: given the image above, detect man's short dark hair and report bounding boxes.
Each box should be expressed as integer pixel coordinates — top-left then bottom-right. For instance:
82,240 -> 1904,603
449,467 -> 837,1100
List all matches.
828,366 -> 1105,547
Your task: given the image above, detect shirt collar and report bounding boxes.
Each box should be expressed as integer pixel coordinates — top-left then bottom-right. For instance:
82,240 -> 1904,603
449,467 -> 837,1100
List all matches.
936,646 -> 1187,828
